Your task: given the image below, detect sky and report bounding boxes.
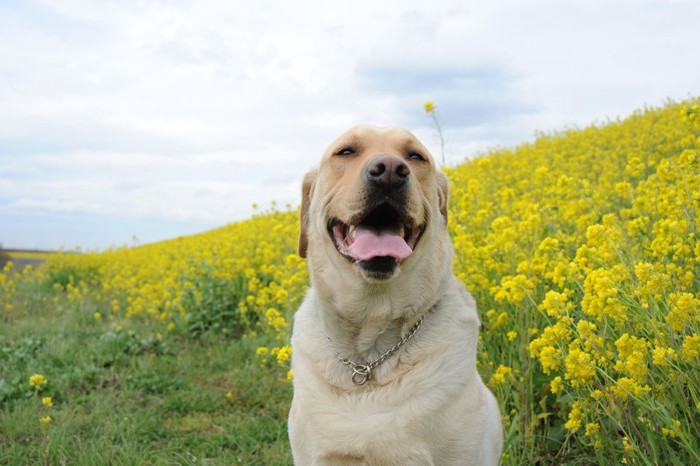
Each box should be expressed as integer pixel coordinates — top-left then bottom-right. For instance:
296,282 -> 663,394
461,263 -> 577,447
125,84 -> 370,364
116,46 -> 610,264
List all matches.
1,0 -> 699,251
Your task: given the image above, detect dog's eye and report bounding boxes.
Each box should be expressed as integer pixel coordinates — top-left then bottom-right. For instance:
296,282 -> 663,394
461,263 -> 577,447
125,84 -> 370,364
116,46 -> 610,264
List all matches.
407,151 -> 426,161
335,147 -> 357,157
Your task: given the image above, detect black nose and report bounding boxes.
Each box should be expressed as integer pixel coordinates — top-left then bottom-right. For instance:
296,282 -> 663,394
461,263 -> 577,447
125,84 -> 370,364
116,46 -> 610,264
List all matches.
366,155 -> 410,189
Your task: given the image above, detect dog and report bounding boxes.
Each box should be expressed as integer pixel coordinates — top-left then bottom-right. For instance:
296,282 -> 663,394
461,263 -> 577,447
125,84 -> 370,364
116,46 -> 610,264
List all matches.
288,125 -> 503,465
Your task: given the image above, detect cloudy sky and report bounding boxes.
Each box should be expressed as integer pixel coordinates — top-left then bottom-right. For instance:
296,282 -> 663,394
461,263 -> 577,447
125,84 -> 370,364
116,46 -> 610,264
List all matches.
1,0 -> 698,250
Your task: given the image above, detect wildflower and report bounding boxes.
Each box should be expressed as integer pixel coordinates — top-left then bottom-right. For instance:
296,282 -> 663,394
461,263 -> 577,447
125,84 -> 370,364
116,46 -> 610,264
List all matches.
423,100 -> 445,165
610,377 -> 651,401
625,157 -> 646,178
665,292 -> 699,332
678,149 -> 699,167
682,103 -> 700,126
29,374 -> 47,391
39,416 -> 52,424
42,396 -> 53,407
492,274 -> 534,304
565,348 -> 597,387
539,346 -> 563,373
507,331 -> 517,342
652,346 -> 675,366
564,401 -> 584,432
581,267 -> 627,323
614,333 -> 650,381
614,181 -> 632,198
274,345 -> 292,365
550,376 -> 563,394
661,420 -> 681,438
622,436 -> 633,454
680,334 -> 700,362
585,422 -> 600,437
265,308 -> 288,333
539,291 -> 571,318
661,427 -> 676,437
491,365 -> 512,385
529,317 -> 572,373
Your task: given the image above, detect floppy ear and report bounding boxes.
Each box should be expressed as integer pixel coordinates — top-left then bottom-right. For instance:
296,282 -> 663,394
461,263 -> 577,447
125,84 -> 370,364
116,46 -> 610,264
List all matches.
436,171 -> 450,225
298,168 -> 318,258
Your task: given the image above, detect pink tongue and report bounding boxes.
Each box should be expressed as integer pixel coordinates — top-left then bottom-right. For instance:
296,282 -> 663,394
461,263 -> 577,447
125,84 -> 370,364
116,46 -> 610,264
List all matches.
347,226 -> 413,261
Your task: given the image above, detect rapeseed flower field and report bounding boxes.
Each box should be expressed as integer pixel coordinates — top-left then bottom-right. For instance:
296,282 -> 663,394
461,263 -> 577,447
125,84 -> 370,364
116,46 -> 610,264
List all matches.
1,99 -> 699,464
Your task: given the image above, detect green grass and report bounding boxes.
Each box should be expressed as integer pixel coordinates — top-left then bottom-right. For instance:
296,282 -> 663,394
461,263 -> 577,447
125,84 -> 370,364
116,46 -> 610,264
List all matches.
0,281 -> 292,465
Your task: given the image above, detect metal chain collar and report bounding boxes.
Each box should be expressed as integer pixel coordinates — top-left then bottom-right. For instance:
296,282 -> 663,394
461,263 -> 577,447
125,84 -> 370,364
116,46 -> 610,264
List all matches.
327,314 -> 425,386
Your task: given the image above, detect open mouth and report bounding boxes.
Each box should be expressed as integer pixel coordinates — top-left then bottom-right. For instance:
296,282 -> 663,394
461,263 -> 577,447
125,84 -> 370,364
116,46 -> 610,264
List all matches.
328,203 -> 424,270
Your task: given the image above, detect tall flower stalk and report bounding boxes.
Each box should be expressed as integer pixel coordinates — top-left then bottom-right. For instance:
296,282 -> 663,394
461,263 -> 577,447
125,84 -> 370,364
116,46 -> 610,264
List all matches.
424,101 -> 446,166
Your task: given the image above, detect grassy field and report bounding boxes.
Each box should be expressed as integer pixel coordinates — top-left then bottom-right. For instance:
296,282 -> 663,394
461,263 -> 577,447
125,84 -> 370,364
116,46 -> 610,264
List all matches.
2,99 -> 699,465
3,250 -> 55,261
0,279 -> 292,465
1,249 -> 56,270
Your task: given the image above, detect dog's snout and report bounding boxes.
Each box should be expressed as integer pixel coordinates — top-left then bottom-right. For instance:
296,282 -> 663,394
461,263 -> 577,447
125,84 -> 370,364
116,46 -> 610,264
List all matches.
366,155 -> 410,189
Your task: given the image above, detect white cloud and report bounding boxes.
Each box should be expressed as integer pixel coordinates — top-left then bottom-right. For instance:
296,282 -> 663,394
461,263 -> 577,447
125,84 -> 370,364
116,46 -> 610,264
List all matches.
1,0 -> 699,249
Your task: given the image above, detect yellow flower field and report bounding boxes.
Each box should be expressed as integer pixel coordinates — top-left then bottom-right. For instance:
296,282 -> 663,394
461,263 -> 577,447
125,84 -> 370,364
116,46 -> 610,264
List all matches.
2,99 -> 698,463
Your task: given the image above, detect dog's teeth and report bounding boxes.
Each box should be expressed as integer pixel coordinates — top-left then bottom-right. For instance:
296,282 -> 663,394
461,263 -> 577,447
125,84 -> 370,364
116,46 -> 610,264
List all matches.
346,226 -> 356,244
399,224 -> 405,237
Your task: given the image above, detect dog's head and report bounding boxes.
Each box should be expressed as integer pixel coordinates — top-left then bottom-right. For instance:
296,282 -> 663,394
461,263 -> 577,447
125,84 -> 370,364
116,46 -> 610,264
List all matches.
299,125 -> 450,284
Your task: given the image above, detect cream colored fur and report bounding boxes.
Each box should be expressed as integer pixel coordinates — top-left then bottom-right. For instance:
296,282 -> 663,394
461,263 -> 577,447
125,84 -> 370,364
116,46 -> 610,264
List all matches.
289,126 -> 503,465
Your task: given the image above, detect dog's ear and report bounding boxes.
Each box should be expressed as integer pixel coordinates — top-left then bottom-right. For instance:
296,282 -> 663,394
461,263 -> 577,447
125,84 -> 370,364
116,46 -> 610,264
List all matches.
437,171 -> 450,225
298,168 -> 318,258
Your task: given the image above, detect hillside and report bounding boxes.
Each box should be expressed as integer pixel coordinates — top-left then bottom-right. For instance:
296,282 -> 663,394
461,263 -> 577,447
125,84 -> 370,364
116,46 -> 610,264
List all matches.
2,99 -> 699,464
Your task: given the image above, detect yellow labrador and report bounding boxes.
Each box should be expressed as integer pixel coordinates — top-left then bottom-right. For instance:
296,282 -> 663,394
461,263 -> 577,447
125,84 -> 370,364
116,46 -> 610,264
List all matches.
289,126 -> 503,465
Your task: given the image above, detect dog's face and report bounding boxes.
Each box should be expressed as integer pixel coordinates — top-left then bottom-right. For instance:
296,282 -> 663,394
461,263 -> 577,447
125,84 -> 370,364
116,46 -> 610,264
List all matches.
299,125 -> 450,283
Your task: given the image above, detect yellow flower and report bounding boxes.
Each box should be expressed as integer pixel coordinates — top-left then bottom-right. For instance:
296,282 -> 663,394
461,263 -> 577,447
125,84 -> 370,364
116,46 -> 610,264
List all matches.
423,101 -> 436,113
550,376 -> 563,394
652,346 -> 675,366
680,334 -> 700,362
538,346 -> 562,374
492,274 -> 534,304
564,348 -> 597,387
506,331 -> 517,342
29,374 -> 47,391
539,290 -> 571,318
625,157 -> 646,178
275,345 -> 292,365
585,422 -> 600,437
622,436 -> 633,454
610,377 -> 651,401
42,396 -> 53,407
491,365 -> 512,385
661,420 -> 682,438
665,292 -> 699,332
39,416 -> 52,424
564,401 -> 584,432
